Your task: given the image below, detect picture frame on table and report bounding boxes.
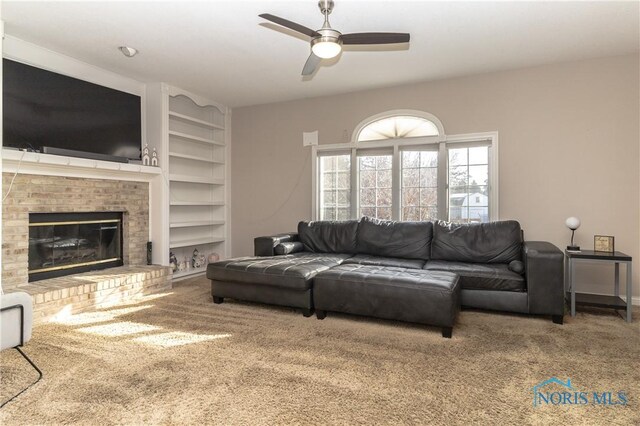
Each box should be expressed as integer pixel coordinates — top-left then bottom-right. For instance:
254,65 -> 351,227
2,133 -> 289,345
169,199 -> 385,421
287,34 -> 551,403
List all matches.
594,235 -> 614,253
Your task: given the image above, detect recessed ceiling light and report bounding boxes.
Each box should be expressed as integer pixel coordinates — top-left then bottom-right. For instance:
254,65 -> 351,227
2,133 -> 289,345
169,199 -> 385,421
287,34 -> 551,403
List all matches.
119,46 -> 138,57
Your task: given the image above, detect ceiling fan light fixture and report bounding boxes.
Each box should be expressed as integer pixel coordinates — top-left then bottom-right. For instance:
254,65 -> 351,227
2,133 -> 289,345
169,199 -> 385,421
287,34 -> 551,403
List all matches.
311,38 -> 342,59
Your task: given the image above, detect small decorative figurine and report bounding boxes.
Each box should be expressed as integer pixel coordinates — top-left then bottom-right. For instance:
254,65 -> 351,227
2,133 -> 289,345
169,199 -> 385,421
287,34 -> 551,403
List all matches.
208,253 -> 220,264
142,143 -> 150,166
169,251 -> 178,272
177,258 -> 186,272
192,248 -> 200,268
151,148 -> 159,166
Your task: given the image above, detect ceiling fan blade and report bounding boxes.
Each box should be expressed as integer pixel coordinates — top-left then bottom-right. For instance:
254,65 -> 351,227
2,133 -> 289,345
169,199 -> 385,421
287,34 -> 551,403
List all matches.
302,53 -> 321,76
259,13 -> 320,38
341,32 -> 410,45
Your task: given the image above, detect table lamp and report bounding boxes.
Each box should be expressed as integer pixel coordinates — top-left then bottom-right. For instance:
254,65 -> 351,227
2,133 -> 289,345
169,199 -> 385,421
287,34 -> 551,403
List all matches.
565,217 -> 581,251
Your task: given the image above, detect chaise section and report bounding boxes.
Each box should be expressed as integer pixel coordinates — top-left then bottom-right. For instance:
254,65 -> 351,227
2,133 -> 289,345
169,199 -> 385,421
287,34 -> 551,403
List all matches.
207,253 -> 352,315
313,264 -> 460,337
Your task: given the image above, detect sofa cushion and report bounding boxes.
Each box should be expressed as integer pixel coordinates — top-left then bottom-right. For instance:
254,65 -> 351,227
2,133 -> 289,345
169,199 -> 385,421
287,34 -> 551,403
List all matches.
206,253 -> 352,291
298,220 -> 359,254
356,216 -> 433,260
424,260 -> 526,292
342,254 -> 426,269
431,220 -> 522,264
274,242 -> 305,255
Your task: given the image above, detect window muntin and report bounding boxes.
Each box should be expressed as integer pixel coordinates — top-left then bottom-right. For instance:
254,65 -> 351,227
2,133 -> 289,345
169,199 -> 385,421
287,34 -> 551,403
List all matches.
357,116 -> 439,142
358,154 -> 393,220
319,154 -> 351,220
448,146 -> 489,223
401,150 -> 438,221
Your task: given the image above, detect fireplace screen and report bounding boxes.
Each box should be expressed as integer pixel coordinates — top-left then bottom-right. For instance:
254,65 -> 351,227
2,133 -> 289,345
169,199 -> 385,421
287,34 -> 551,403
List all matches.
29,212 -> 124,282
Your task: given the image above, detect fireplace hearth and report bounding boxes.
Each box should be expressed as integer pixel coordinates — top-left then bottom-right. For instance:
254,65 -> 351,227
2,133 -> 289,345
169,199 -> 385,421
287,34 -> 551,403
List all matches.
29,212 -> 124,282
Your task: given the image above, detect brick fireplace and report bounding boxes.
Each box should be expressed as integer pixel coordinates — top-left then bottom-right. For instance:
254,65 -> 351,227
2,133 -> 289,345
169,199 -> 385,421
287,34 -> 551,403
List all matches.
2,171 -> 171,322
2,173 -> 149,291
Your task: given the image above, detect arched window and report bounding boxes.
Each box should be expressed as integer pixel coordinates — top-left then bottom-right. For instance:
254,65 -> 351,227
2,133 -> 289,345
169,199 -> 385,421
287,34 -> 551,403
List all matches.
357,115 -> 440,142
314,110 -> 497,224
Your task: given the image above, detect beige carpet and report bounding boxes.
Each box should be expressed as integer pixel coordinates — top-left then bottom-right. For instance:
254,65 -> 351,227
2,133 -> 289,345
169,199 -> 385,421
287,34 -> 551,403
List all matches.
1,276 -> 638,425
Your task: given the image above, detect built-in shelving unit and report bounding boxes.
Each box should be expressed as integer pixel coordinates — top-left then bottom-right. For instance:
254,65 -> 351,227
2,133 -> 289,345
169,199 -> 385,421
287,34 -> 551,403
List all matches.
146,83 -> 230,280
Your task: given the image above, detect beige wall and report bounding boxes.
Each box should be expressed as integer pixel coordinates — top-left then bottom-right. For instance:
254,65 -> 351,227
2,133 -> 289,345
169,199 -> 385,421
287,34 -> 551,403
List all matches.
231,54 -> 640,299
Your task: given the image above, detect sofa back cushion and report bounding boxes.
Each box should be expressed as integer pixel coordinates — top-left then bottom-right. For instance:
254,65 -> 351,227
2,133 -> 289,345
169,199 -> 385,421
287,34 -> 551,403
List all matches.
356,216 -> 433,260
431,220 -> 522,263
298,220 -> 359,254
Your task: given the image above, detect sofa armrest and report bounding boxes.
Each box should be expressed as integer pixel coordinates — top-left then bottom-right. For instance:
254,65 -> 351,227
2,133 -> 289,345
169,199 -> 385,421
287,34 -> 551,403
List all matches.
523,241 -> 564,316
254,233 -> 299,257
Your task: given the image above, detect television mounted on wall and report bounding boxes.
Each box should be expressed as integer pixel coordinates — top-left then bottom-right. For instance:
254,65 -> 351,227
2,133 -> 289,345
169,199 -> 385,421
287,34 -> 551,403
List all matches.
2,58 -> 142,162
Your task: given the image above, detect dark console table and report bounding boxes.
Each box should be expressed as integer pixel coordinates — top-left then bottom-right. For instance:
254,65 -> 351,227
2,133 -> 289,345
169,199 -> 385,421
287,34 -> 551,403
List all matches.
565,250 -> 632,322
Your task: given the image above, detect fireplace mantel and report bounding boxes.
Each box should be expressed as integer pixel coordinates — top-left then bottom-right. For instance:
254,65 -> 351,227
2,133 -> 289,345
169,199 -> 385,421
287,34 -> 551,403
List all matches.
2,148 -> 161,182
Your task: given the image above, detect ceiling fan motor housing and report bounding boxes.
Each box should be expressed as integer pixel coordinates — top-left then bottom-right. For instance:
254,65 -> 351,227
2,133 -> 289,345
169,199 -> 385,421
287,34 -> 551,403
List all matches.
312,28 -> 342,47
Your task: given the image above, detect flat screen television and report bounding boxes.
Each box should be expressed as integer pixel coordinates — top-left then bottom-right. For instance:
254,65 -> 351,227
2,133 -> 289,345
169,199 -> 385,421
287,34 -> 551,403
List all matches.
3,58 -> 142,162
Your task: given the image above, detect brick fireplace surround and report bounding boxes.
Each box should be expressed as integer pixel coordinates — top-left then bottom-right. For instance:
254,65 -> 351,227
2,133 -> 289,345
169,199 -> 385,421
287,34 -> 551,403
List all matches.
2,173 -> 171,322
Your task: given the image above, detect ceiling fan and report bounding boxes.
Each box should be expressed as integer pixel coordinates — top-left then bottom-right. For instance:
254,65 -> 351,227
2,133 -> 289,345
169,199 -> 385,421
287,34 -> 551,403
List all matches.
259,0 -> 410,76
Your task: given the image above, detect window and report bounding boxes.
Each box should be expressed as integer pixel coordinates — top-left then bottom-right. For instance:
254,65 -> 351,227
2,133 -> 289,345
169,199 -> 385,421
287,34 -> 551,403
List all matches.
401,150 -> 438,221
448,146 -> 489,223
319,154 -> 351,220
358,154 -> 392,220
314,112 -> 497,223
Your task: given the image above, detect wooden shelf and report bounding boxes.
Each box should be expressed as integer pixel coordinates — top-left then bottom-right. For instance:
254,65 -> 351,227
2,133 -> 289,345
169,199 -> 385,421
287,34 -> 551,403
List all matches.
169,131 -> 224,146
170,220 -> 225,228
172,269 -> 207,280
169,174 -> 224,185
170,237 -> 225,249
168,111 -> 225,130
170,201 -> 225,206
168,151 -> 224,164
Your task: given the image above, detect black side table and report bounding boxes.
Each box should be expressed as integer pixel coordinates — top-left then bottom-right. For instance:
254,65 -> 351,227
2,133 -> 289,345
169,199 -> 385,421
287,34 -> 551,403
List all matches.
565,250 -> 633,322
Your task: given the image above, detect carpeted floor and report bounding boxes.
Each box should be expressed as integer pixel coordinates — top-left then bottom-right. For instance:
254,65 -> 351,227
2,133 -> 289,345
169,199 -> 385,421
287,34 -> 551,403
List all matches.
1,276 -> 638,425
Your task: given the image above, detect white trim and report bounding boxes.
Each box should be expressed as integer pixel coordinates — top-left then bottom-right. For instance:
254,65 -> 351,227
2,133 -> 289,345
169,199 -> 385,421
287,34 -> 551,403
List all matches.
351,109 -> 446,143
165,83 -> 227,114
1,148 -> 160,182
311,145 -> 318,220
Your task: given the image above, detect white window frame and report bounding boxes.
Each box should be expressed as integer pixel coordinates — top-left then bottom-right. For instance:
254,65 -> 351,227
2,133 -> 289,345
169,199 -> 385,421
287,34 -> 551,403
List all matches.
311,111 -> 499,222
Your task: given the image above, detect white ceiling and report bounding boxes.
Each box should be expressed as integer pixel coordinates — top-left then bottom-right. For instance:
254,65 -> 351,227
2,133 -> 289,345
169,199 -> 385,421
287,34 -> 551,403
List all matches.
2,1 -> 639,108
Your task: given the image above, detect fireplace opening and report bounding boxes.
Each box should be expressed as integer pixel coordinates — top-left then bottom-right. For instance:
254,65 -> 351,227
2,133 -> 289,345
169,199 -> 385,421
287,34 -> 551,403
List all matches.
28,212 -> 124,282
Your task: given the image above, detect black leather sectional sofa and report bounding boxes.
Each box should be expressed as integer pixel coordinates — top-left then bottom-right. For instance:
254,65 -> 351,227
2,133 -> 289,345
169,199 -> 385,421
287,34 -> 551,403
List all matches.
206,217 -> 564,337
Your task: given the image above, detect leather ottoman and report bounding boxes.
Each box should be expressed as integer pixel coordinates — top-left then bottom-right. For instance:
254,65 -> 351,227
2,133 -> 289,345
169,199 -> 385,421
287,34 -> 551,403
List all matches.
313,264 -> 460,337
206,253 -> 351,316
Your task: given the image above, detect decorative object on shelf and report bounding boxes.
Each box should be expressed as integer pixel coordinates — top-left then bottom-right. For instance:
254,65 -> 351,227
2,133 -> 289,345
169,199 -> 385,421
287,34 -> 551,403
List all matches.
208,253 -> 220,264
185,256 -> 191,270
142,143 -> 151,166
151,148 -> 159,166
177,258 -> 186,272
594,235 -> 615,253
565,217 -> 581,252
169,252 -> 178,272
192,248 -> 200,268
